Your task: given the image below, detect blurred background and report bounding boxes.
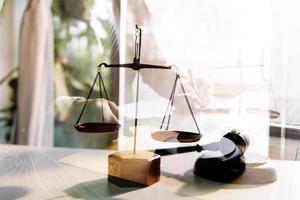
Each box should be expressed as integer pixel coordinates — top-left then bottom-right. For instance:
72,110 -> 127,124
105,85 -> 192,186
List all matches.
1,0 -> 300,160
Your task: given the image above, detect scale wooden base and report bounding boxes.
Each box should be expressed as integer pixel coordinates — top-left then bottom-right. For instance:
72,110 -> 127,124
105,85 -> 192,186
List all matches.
108,151 -> 160,187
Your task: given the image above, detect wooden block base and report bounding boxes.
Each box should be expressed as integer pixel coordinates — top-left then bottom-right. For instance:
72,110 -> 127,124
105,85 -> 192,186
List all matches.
108,151 -> 160,187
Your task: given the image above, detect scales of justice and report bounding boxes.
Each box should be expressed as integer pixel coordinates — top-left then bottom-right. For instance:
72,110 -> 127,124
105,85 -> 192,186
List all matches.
73,25 -> 202,186
73,25 -> 272,187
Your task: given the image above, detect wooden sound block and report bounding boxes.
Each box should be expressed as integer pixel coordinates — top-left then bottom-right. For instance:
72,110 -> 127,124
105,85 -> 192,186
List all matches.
108,151 -> 160,187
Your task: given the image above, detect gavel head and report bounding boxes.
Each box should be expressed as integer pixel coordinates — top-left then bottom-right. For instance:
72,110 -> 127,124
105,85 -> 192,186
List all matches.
223,129 -> 249,154
193,130 -> 247,182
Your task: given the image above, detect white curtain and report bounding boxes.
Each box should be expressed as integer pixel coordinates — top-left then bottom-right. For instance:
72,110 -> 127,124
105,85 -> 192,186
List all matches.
270,0 -> 300,99
17,0 -> 54,146
0,0 -> 3,11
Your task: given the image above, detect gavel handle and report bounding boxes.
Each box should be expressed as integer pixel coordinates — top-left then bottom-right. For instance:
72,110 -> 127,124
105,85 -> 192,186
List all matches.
154,144 -> 204,156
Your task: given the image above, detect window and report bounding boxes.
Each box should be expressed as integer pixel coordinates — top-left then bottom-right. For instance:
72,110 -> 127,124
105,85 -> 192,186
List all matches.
52,0 -> 119,148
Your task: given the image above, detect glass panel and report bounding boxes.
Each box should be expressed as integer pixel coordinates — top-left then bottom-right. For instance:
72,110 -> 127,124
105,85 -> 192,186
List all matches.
120,0 -> 271,156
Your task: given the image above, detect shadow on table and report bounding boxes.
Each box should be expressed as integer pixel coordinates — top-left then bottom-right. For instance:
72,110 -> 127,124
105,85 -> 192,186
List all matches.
162,166 -> 277,197
0,186 -> 29,200
65,178 -> 141,199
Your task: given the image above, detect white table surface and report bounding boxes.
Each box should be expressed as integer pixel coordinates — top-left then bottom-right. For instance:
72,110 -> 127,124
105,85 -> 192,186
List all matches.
0,144 -> 299,200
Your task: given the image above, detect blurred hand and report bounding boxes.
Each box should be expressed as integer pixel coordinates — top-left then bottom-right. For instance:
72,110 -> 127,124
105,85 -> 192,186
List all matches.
173,77 -> 213,114
55,96 -> 119,124
173,92 -> 201,114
